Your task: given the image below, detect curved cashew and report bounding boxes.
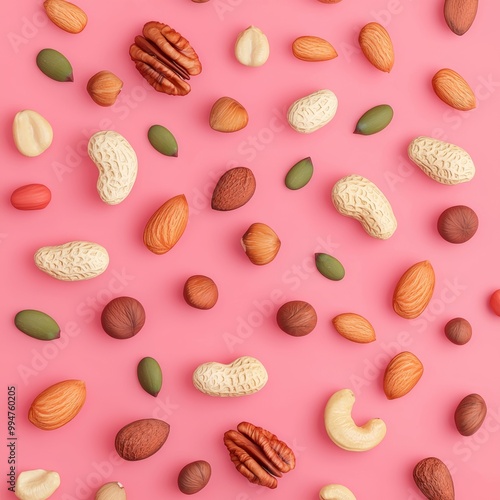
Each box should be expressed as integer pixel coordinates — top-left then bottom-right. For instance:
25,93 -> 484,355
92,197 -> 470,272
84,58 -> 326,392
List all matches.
324,389 -> 386,452
319,484 -> 356,500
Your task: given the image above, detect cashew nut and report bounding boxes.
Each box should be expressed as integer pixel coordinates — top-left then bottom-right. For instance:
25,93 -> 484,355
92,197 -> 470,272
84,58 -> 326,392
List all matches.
319,484 -> 357,500
324,389 -> 386,451
15,469 -> 60,500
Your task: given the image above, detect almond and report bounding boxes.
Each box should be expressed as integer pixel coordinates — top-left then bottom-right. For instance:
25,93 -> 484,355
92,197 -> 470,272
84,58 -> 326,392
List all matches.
115,418 -> 170,461
383,351 -> 423,400
393,261 -> 435,319
432,68 -> 476,110
292,36 -> 337,62
43,0 -> 87,34
211,167 -> 256,211
413,457 -> 455,500
332,313 -> 376,343
209,97 -> 248,133
358,22 -> 394,73
444,0 -> 478,35
29,380 -> 86,430
454,393 -> 487,436
11,184 -> 51,210
143,194 -> 189,255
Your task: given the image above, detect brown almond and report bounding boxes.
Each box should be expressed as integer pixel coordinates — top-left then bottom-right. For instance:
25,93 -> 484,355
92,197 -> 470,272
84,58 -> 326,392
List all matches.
211,167 -> 256,211
29,380 -> 86,430
432,68 -> 476,110
292,36 -> 337,62
143,194 -> 189,254
115,418 -> 170,461
209,97 -> 248,133
383,351 -> 423,400
444,0 -> 478,35
413,457 -> 455,500
332,313 -> 376,343
43,0 -> 87,34
454,393 -> 487,436
358,22 -> 394,72
393,261 -> 435,319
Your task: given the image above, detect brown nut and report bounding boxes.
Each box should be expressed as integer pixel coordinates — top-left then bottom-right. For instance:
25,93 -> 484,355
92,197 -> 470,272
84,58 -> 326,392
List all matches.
129,21 -> 202,96
276,301 -> 317,337
454,393 -> 487,436
444,317 -> 472,345
211,167 -> 256,211
209,97 -> 248,133
241,223 -> 280,265
87,70 -> 123,106
183,275 -> 218,309
178,460 -> 211,494
101,297 -> 146,339
437,205 -> 478,243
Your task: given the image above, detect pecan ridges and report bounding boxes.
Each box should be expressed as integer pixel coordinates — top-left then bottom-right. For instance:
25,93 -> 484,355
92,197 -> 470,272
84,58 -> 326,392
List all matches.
129,21 -> 201,96
223,422 -> 295,489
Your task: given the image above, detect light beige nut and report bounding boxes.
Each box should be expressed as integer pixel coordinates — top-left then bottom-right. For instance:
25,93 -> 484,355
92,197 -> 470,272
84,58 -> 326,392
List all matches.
235,26 -> 269,67
408,136 -> 475,185
95,481 -> 126,500
324,389 -> 386,452
88,131 -> 138,205
287,89 -> 338,133
193,356 -> 268,397
15,469 -> 60,500
319,484 -> 356,500
332,175 -> 397,239
13,110 -> 53,157
34,240 -> 109,281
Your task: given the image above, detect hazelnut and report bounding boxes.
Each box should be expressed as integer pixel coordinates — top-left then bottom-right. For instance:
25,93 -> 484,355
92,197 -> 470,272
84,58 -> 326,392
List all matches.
241,223 -> 281,265
101,296 -> 145,339
209,97 -> 248,133
437,205 -> 478,244
87,70 -> 123,107
178,460 -> 211,494
444,317 -> 472,345
277,300 -> 317,336
183,275 -> 218,310
454,394 -> 487,436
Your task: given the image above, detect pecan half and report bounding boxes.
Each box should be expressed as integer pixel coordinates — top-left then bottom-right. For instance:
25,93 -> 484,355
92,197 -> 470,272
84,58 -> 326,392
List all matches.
129,21 -> 202,96
223,422 -> 296,489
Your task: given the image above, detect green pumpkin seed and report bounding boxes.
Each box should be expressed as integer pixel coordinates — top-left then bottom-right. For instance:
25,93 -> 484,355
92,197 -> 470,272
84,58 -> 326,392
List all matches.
315,253 -> 345,281
354,104 -> 393,135
148,125 -> 178,157
137,357 -> 163,397
285,157 -> 313,190
14,310 -> 60,340
36,48 -> 74,82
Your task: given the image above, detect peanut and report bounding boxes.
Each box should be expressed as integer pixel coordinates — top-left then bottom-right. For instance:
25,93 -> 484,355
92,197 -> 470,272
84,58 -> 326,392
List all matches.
287,89 -> 338,133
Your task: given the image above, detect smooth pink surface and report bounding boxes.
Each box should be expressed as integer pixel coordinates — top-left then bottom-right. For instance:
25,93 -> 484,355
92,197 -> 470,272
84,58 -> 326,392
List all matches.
2,0 -> 500,498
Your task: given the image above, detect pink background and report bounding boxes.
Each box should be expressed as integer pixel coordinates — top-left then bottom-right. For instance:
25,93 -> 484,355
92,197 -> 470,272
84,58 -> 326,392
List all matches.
2,0 -> 500,498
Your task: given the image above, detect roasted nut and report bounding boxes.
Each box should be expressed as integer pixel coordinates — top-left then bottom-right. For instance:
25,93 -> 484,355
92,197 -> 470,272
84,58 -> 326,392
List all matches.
211,167 -> 256,211
454,394 -> 487,436
276,300 -> 317,336
444,317 -> 472,345
413,457 -> 455,500
15,469 -> 60,500
437,205 -> 478,243
241,223 -> 280,265
223,422 -> 296,488
129,21 -> 202,95
178,460 -> 211,494
101,297 -> 146,339
209,97 -> 248,132
183,275 -> 218,309
87,71 -> 123,106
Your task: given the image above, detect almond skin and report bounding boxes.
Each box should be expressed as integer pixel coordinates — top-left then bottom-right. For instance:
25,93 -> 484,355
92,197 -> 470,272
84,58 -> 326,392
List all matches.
211,167 -> 256,211
43,0 -> 87,34
413,457 -> 455,500
11,184 -> 51,210
444,0 -> 478,35
292,36 -> 337,61
454,393 -> 487,436
29,380 -> 86,430
115,418 -> 170,461
393,261 -> 435,319
383,351 -> 423,400
358,22 -> 394,72
332,313 -> 376,343
209,97 -> 248,133
432,68 -> 476,110
143,194 -> 189,254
